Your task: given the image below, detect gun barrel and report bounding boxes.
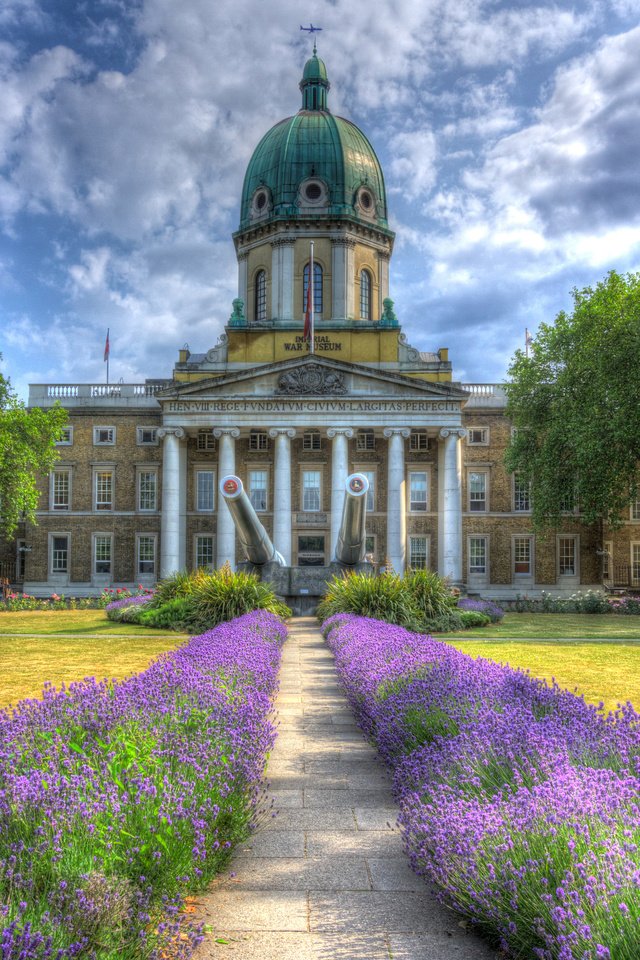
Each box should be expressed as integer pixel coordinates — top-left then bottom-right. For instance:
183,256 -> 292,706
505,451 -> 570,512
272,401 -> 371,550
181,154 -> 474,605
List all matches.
220,475 -> 284,566
335,473 -> 369,565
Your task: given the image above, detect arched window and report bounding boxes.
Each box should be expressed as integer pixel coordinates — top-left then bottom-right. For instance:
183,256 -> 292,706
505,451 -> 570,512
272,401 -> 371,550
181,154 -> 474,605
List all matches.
254,270 -> 266,322
303,262 -> 323,315
360,269 -> 372,320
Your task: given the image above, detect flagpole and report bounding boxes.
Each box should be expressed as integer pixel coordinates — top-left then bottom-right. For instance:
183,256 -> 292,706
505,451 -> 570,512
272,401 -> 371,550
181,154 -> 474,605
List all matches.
310,241 -> 315,355
105,328 -> 110,384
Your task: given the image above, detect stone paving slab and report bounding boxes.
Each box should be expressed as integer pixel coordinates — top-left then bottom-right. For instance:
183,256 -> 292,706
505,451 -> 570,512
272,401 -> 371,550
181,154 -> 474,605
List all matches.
194,617 -> 498,960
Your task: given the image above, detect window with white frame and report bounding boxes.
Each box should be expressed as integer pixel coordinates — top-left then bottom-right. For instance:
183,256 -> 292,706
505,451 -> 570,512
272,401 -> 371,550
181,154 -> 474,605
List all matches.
469,536 -> 488,576
136,427 -> 158,445
56,426 -> 73,446
467,427 -> 488,445
558,536 -> 578,577
357,469 -> 376,512
469,472 -> 487,512
513,536 -> 533,576
560,488 -> 577,513
93,426 -> 115,445
93,535 -> 112,575
632,543 -> 640,587
195,535 -> 214,570
631,498 -> 640,521
302,470 -> 321,512
50,535 -> 69,574
303,431 -> 321,451
249,430 -> 269,451
409,471 -> 428,512
356,430 -> 375,451
514,473 -> 531,512
410,431 -> 429,451
196,430 -> 216,451
52,469 -> 70,511
94,470 -> 113,511
603,540 -> 613,580
248,469 -> 268,512
137,535 -> 156,575
408,535 -> 428,569
138,470 -> 157,511
195,470 -> 215,512
360,269 -> 372,320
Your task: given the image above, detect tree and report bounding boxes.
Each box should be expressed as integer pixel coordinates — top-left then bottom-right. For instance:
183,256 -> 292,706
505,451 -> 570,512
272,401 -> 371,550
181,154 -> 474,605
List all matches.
504,271 -> 640,531
0,361 -> 68,538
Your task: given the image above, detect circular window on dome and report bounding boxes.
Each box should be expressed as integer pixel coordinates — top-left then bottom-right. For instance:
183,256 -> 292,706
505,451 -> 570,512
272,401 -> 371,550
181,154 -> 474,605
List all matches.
356,187 -> 376,219
250,187 -> 271,220
298,178 -> 328,209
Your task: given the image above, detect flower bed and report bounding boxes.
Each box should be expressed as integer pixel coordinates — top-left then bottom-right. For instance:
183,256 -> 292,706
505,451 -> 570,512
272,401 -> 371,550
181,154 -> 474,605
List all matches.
323,614 -> 640,959
0,610 -> 286,958
1,586 -> 153,612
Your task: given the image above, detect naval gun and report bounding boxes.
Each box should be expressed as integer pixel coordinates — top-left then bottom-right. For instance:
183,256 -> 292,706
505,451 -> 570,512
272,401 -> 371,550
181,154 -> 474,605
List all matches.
334,473 -> 370,566
219,475 -> 285,566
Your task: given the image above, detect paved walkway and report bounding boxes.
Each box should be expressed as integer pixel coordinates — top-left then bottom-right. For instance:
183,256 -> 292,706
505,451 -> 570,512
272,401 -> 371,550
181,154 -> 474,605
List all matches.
195,617 -> 498,960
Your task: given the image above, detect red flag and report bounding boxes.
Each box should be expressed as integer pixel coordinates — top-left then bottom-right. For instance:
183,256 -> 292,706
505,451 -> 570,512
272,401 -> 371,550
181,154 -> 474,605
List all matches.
103,329 -> 110,362
303,280 -> 312,341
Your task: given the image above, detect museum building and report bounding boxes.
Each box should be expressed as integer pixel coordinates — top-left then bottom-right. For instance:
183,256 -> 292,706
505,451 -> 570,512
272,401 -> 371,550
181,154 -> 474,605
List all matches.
3,51 -> 636,599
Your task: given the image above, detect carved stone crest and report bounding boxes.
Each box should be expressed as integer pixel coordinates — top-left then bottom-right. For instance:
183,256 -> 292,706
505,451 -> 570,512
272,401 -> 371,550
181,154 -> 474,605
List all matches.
277,363 -> 347,396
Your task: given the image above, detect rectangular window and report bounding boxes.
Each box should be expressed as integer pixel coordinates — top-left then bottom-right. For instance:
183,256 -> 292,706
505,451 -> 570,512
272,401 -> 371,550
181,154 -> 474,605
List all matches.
303,431 -> 321,451
560,490 -> 576,513
514,536 -> 532,576
138,471 -> 157,511
52,470 -> 70,511
467,428 -> 488,445
409,536 -> 428,569
56,427 -> 73,446
95,471 -> 113,511
249,431 -> 268,451
196,471 -> 215,512
514,473 -> 531,512
469,472 -> 487,512
631,499 -> 640,521
603,540 -> 613,580
249,469 -> 268,512
94,535 -> 112,574
51,535 -> 69,573
197,430 -> 216,451
196,535 -> 214,570
93,426 -> 115,445
469,536 -> 487,575
409,471 -> 428,512
302,470 -> 321,512
358,470 -> 376,512
136,427 -> 157,445
298,534 -> 325,566
356,430 -> 375,451
410,431 -> 429,451
632,544 -> 640,587
558,536 -> 577,576
137,535 -> 156,575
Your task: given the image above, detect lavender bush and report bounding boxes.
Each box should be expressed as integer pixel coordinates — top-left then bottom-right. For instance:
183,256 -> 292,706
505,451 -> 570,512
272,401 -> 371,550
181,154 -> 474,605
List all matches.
323,614 -> 640,959
457,597 -> 504,622
0,610 -> 286,958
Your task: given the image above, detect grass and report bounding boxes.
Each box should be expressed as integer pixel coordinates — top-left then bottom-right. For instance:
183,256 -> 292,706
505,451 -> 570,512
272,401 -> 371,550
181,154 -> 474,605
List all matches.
443,612 -> 640,639
0,610 -> 187,709
450,639 -> 640,714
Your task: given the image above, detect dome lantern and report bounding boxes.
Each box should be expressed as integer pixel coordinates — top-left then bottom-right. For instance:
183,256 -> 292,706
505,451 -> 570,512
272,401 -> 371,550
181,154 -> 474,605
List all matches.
300,45 -> 330,112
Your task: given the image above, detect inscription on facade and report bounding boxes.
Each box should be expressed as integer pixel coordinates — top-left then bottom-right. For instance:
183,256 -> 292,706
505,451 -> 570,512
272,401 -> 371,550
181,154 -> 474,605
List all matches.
283,335 -> 342,352
166,399 -> 460,413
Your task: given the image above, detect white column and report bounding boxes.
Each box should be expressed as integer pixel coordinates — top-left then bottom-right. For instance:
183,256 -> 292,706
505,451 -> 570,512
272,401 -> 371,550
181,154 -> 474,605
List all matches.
271,239 -> 295,320
439,428 -> 466,584
214,427 -> 240,568
377,251 -> 390,318
383,428 -> 410,573
331,238 -> 355,321
328,427 -> 353,558
158,427 -> 185,578
269,427 -> 296,565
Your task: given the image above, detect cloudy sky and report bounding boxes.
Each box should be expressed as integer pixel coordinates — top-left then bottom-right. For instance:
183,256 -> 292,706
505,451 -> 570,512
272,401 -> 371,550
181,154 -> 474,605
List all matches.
2,0 -> 640,399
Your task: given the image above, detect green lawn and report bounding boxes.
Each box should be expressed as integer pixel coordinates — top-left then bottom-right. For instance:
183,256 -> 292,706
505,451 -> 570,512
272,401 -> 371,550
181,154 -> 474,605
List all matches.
444,612 -> 640,640
0,610 -> 188,710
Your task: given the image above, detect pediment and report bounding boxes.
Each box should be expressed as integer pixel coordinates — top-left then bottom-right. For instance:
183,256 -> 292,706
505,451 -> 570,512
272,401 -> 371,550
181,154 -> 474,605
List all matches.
159,355 -> 467,403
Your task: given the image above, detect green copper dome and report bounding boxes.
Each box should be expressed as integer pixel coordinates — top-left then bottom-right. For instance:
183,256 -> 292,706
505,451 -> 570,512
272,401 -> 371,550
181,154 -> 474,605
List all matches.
237,55 -> 391,235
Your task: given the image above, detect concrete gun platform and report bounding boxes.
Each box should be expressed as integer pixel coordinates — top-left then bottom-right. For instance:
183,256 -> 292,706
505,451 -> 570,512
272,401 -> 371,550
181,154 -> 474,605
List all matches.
195,617 -> 498,960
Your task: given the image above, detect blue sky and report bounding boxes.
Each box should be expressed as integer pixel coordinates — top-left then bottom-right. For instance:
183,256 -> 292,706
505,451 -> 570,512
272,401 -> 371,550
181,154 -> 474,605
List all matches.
1,0 -> 640,399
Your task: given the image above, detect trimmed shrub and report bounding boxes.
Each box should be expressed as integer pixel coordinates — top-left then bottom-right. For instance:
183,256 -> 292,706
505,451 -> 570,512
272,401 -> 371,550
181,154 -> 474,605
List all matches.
458,610 -> 491,629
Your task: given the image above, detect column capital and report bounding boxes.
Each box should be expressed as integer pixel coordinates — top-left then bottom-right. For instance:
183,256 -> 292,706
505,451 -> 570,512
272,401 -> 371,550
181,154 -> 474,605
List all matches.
157,426 -> 185,440
439,427 -> 467,440
213,427 -> 240,439
268,427 -> 296,439
331,237 -> 356,249
383,427 -> 410,439
270,237 -> 297,248
327,427 -> 354,439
